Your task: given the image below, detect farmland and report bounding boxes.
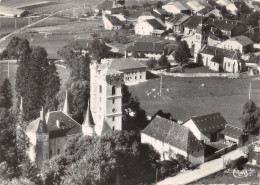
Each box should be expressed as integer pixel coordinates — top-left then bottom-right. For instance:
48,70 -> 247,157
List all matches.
129,75 -> 260,128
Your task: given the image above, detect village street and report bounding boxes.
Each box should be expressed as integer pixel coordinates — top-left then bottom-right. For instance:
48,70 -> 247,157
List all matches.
158,148 -> 248,185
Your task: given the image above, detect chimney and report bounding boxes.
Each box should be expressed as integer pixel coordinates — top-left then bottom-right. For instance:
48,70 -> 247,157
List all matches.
56,120 -> 60,128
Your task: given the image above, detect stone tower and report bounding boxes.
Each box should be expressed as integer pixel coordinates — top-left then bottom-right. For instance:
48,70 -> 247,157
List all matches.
82,101 -> 96,136
90,61 -> 123,135
35,108 -> 49,168
194,17 -> 207,63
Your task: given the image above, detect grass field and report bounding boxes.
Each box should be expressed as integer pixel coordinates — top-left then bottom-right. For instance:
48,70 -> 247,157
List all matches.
129,75 -> 260,128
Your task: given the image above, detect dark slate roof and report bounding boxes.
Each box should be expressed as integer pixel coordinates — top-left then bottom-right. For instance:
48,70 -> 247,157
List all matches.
105,14 -> 122,26
108,58 -> 147,71
197,6 -> 215,15
146,19 -> 165,29
27,110 -> 82,138
166,13 -> 191,25
37,119 -> 48,133
220,124 -> 243,139
205,18 -> 240,31
183,15 -> 203,29
126,42 -> 165,53
128,9 -> 147,19
142,116 -> 205,152
190,113 -> 227,134
200,45 -> 238,63
229,35 -> 253,46
207,0 -> 219,8
234,2 -> 250,11
83,102 -> 95,126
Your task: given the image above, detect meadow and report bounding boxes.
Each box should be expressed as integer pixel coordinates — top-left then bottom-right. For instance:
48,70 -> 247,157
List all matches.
129,75 -> 260,128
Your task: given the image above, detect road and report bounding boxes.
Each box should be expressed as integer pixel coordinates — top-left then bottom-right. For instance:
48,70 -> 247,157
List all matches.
158,147 -> 248,185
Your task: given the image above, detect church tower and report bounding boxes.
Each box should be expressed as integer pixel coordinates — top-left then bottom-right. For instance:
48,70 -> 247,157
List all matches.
35,107 -> 49,168
194,17 -> 207,62
82,101 -> 96,136
90,61 -> 123,135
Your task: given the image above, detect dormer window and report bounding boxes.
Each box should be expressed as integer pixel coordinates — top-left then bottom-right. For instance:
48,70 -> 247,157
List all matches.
112,86 -> 115,95
99,85 -> 102,93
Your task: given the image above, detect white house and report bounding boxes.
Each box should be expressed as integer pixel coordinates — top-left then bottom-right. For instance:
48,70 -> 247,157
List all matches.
141,116 -> 205,164
95,0 -> 124,15
183,113 -> 227,144
216,35 -> 253,54
103,14 -> 122,30
135,18 -> 165,36
199,45 -> 244,73
101,58 -> 147,83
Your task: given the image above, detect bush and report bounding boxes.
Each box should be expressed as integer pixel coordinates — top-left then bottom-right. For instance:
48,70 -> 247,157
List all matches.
225,156 -> 248,170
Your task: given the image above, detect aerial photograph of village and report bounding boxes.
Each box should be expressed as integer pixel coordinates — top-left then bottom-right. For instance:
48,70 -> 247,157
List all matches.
0,0 -> 260,184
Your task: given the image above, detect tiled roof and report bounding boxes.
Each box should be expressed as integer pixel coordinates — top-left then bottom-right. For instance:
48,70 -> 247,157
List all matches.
183,15 -> 203,29
27,111 -> 82,138
200,45 -> 238,63
128,10 -> 147,19
220,124 -> 243,139
126,41 -> 165,53
108,58 -> 147,71
146,19 -> 165,29
234,2 -> 250,11
197,6 -> 215,15
96,0 -> 123,10
190,112 -> 227,133
205,18 -> 240,31
142,116 -> 204,152
229,35 -> 253,46
172,1 -> 190,10
166,14 -> 191,25
186,1 -> 204,12
104,14 -> 122,26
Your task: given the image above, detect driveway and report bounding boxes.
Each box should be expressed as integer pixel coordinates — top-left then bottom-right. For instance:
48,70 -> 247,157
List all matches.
158,148 -> 247,185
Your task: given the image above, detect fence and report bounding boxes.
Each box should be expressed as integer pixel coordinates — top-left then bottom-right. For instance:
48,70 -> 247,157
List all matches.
151,70 -> 240,78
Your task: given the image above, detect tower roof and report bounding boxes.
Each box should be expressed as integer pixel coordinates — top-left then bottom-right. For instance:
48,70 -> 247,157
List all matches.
37,107 -> 48,133
83,101 -> 95,127
101,118 -> 112,135
63,90 -> 70,115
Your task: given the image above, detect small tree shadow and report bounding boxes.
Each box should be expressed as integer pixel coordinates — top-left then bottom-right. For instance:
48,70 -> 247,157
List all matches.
146,71 -> 159,79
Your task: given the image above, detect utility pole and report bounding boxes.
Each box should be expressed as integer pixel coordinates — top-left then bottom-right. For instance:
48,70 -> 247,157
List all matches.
15,17 -> 16,30
249,81 -> 251,100
159,75 -> 162,96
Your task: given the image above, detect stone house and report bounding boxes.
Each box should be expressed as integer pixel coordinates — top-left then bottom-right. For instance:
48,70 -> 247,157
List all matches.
135,18 -> 165,36
103,14 -> 122,30
141,116 -> 205,164
165,13 -> 191,33
219,124 -> 243,146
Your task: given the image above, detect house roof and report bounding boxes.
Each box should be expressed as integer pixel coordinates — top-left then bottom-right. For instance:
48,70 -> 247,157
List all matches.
205,18 -> 240,31
220,124 -> 243,139
95,0 -> 123,11
75,39 -> 93,49
197,6 -> 215,15
142,116 -> 204,152
146,19 -> 165,29
228,35 -> 253,46
126,41 -> 165,53
186,1 -> 204,12
190,112 -> 227,133
234,2 -> 250,12
0,5 -> 26,15
207,0 -> 219,8
128,9 -> 147,19
183,15 -> 203,29
166,13 -> 191,26
27,110 -> 82,138
200,45 -> 238,63
107,58 -> 147,71
104,14 -> 122,26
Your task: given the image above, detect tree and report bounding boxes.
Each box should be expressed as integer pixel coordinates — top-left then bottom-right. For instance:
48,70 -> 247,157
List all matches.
0,78 -> 13,109
174,41 -> 191,66
156,1 -> 163,9
146,58 -> 157,70
241,100 -> 260,135
132,51 -> 140,58
22,159 -> 42,184
158,54 -> 171,70
63,131 -> 160,184
6,37 -> 31,61
89,38 -> 109,63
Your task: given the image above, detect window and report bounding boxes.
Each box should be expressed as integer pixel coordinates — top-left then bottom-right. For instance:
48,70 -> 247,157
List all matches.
140,76 -> 142,79
112,126 -> 115,131
135,76 -> 137,80
99,85 -> 102,93
112,98 -> 115,104
57,149 -> 60,155
112,116 -> 115,122
112,86 -> 115,95
49,150 -> 52,158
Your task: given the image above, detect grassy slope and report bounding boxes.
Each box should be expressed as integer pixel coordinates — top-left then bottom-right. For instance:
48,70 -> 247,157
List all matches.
129,76 -> 260,128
